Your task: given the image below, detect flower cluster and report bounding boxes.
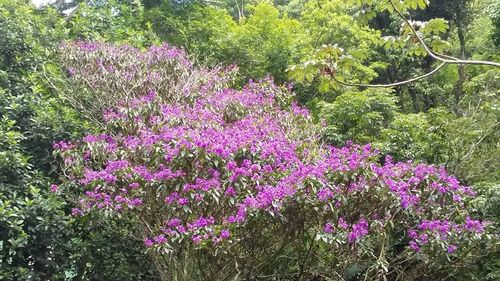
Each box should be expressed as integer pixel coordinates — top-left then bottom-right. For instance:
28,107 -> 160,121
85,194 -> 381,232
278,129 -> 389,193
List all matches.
55,42 -> 488,262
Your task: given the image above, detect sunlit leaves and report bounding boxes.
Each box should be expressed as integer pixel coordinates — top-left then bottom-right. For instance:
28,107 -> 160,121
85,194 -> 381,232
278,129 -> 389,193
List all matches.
422,18 -> 449,35
318,77 -> 332,93
288,40 -> 382,87
287,44 -> 343,83
381,36 -> 406,49
430,39 -> 451,53
408,45 -> 428,57
287,60 -> 321,83
404,0 -> 429,10
349,0 -> 428,14
349,49 -> 369,60
315,44 -> 344,60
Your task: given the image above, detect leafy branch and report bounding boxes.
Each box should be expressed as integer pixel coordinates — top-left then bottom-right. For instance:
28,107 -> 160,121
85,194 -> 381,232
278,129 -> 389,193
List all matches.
289,0 -> 500,89
389,0 -> 500,68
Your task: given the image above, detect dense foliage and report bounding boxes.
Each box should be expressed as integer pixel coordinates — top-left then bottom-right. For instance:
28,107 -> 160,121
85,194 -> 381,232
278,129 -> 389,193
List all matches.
0,0 -> 498,280
0,1 -> 158,280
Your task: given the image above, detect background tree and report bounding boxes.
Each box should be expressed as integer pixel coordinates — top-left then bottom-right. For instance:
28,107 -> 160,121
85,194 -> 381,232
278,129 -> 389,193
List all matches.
0,1 -> 159,280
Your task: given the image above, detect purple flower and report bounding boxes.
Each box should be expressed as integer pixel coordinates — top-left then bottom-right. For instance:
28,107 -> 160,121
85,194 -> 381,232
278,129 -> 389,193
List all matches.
409,241 -> 420,252
71,208 -> 83,216
317,188 -> 334,201
177,198 -> 189,206
348,219 -> 369,243
192,235 -> 203,244
225,187 -> 236,196
52,140 -> 74,151
167,218 -> 181,227
464,217 -> 484,233
338,218 -> 348,229
130,198 -> 143,207
144,238 -> 154,248
177,225 -> 186,233
447,244 -> 458,253
154,235 -> 167,244
323,222 -> 334,233
129,182 -> 140,189
189,217 -> 215,229
165,192 -> 179,204
220,229 -> 230,239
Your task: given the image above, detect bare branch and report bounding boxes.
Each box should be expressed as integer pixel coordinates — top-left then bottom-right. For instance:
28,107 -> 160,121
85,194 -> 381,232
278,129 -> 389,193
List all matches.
331,62 -> 446,88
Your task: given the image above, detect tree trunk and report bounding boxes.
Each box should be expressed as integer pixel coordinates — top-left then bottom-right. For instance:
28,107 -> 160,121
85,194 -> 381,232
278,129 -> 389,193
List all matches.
455,20 -> 467,105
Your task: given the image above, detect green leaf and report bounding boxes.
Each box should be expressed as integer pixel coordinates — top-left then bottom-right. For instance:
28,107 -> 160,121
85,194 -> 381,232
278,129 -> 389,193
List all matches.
422,18 -> 449,35
318,79 -> 331,93
349,49 -> 368,60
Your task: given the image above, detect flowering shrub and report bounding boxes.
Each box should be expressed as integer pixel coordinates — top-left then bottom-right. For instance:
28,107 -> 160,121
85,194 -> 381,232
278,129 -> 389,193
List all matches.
55,42 -> 492,280
58,41 -> 213,123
